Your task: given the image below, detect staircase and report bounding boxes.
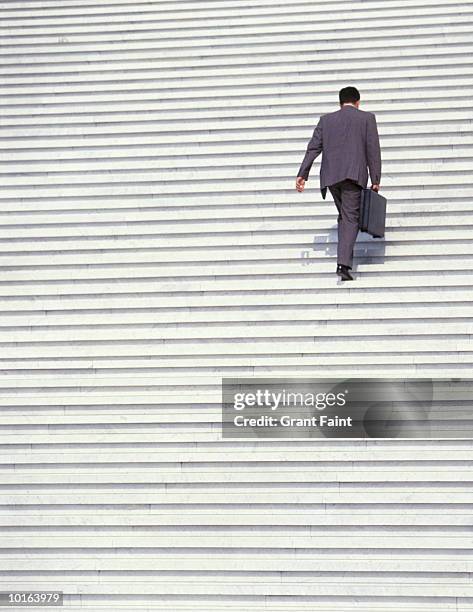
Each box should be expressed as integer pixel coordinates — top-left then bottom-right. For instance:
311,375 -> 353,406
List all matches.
1,0 -> 473,610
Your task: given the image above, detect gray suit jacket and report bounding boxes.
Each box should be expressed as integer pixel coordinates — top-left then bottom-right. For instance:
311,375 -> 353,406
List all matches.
297,105 -> 382,199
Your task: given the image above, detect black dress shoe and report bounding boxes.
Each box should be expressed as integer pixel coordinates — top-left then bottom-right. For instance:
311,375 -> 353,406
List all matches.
336,264 -> 354,281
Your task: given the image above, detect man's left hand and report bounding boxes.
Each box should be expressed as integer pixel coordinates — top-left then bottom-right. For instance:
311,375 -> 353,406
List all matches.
296,177 -> 306,192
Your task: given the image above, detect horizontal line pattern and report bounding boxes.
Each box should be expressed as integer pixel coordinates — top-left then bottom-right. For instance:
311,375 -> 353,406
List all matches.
1,1 -> 473,611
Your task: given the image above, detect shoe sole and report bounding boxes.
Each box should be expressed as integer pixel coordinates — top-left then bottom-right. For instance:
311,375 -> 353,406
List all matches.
336,271 -> 354,281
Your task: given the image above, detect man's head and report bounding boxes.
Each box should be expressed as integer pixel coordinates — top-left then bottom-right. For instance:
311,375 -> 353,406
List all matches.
339,86 -> 360,108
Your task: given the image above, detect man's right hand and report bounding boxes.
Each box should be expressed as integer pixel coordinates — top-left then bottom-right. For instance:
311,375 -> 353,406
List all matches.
296,177 -> 306,192
371,184 -> 380,192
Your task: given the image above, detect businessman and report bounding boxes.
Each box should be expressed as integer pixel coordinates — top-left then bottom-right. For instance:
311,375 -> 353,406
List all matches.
296,87 -> 382,280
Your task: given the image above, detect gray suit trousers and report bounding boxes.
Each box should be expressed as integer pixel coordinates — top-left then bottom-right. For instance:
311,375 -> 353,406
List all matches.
328,178 -> 363,269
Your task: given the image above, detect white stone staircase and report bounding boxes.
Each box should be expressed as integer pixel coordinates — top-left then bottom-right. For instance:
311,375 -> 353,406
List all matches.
1,0 -> 473,610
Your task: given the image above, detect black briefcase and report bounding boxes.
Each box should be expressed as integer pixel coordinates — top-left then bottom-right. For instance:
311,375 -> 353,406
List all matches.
359,188 -> 387,238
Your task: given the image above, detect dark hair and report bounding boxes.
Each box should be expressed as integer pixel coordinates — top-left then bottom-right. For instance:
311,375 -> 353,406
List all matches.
339,86 -> 360,104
